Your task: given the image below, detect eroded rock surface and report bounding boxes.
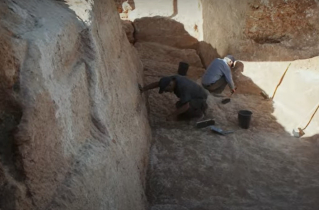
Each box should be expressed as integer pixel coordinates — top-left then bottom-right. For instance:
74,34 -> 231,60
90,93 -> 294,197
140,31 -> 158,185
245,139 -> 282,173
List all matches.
202,0 -> 319,61
0,0 -> 151,209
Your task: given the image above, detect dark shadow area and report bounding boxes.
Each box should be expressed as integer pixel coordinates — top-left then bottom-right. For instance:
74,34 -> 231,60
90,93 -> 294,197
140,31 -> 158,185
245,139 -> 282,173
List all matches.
0,2 -> 34,209
0,31 -> 25,210
133,16 -> 198,49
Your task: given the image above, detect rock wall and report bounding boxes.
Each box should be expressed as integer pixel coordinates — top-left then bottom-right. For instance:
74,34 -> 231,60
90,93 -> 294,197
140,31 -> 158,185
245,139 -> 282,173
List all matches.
201,0 -> 248,58
201,0 -> 319,61
0,0 -> 151,209
134,16 -> 199,50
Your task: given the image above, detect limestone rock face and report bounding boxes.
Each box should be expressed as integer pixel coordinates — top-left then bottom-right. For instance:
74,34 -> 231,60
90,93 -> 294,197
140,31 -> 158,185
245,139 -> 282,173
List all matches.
245,0 -> 319,46
202,0 -> 319,61
134,16 -> 199,49
0,0 -> 151,209
238,0 -> 319,60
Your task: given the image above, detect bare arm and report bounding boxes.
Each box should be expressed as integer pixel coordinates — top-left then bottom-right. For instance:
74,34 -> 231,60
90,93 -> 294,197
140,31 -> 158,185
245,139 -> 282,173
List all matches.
167,102 -> 190,121
139,81 -> 159,93
221,65 -> 235,90
224,72 -> 235,90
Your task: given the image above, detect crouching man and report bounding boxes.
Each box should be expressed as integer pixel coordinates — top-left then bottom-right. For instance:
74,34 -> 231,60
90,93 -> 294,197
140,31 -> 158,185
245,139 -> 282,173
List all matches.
139,75 -> 208,121
201,55 -> 237,97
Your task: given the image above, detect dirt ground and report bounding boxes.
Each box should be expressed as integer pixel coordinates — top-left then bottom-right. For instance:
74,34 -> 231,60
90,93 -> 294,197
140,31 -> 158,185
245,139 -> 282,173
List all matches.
146,86 -> 319,210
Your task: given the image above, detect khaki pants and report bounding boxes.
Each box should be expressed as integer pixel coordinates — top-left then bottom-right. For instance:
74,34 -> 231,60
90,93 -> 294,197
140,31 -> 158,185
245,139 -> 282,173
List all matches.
202,76 -> 227,94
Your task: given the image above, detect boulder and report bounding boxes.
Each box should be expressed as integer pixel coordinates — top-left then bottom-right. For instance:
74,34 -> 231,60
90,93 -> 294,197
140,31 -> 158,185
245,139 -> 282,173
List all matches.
135,42 -> 203,68
134,16 -> 199,49
135,42 -> 205,79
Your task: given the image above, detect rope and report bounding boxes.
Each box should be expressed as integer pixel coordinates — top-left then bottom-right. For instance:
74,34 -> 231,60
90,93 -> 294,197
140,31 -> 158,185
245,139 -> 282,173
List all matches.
272,63 -> 291,99
301,104 -> 319,130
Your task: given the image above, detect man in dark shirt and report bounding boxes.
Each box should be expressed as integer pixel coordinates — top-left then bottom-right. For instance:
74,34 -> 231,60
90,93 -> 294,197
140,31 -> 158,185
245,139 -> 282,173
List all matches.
139,75 -> 208,121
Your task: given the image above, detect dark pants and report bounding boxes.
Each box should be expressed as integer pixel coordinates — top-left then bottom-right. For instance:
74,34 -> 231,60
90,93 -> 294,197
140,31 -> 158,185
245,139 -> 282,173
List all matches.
202,76 -> 227,94
175,99 -> 207,120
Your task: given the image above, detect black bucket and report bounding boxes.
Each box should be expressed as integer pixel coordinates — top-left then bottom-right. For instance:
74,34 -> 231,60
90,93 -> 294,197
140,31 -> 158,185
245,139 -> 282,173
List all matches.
178,62 -> 189,76
238,110 -> 252,129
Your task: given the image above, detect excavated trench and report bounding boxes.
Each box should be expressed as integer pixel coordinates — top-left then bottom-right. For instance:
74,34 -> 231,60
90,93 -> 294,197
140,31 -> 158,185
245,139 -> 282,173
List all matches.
120,0 -> 319,210
0,0 -> 319,210
137,31 -> 319,210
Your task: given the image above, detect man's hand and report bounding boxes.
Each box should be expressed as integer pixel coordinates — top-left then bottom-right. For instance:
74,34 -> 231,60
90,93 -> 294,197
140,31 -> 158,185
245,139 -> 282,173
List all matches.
231,87 -> 237,94
166,114 -> 177,121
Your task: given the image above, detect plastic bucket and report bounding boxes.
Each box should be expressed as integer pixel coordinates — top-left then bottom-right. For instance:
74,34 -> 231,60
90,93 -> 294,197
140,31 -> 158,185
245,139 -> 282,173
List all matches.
238,110 -> 252,129
178,62 -> 189,76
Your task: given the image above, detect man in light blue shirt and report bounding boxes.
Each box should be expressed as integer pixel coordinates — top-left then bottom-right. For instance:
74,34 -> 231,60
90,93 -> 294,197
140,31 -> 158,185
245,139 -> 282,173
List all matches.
201,55 -> 237,96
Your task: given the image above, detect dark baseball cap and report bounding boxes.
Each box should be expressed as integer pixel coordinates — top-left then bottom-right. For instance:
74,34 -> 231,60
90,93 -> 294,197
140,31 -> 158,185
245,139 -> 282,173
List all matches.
159,76 -> 172,94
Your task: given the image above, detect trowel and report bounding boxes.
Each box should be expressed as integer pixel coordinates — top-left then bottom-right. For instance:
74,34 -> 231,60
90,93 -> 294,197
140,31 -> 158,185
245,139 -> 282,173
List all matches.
210,125 -> 234,135
221,87 -> 237,104
260,63 -> 291,100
